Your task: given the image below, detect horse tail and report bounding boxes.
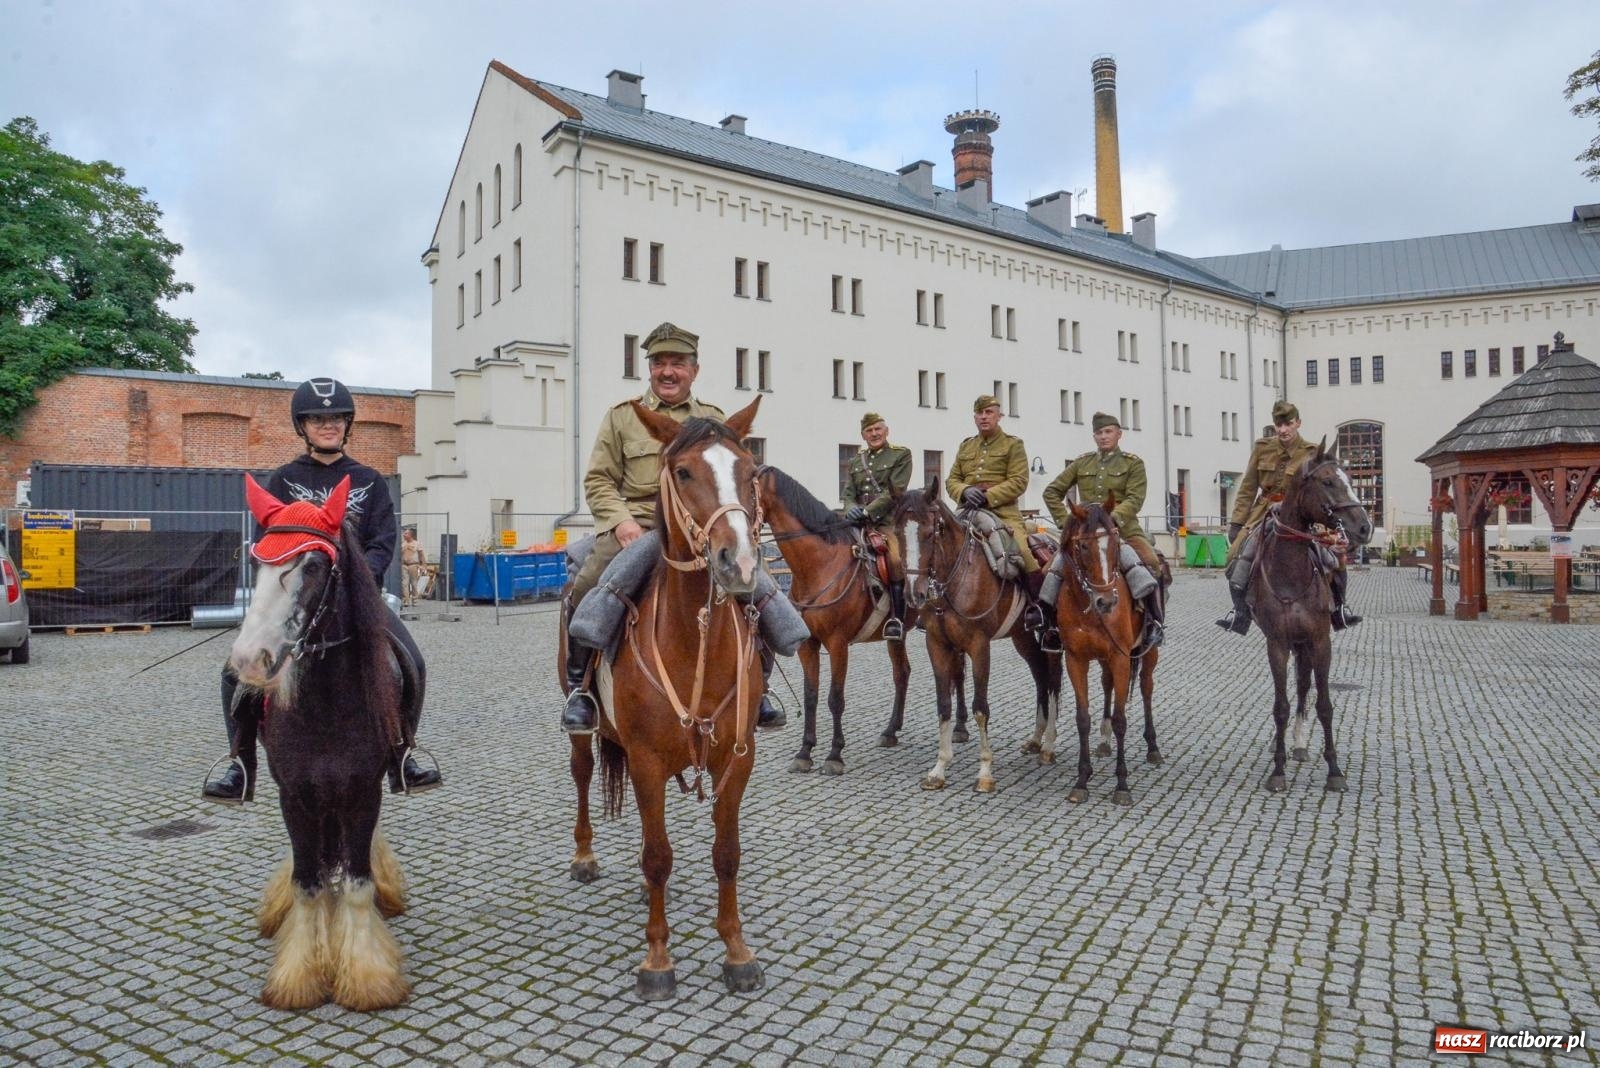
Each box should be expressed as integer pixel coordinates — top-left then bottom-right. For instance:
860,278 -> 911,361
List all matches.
598,735 -> 628,820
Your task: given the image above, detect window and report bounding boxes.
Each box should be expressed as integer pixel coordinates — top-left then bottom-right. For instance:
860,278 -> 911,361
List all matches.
851,278 -> 863,315
1129,332 -> 1139,363
1005,307 -> 1016,341
492,256 -> 501,303
1173,403 -> 1181,432
933,292 -> 946,328
1183,406 -> 1192,436
456,284 -> 464,327
1501,476 -> 1534,524
744,437 -> 766,465
734,258 -> 747,297
457,201 -> 466,256
1171,342 -> 1181,370
1118,330 -> 1128,361
838,445 -> 857,503
918,290 -> 929,325
1181,343 -> 1189,371
512,239 -> 522,289
1488,347 -> 1501,376
1336,421 -> 1384,522
1232,413 -> 1239,441
1440,351 -> 1453,379
1373,354 -> 1385,383
1007,382 -> 1018,417
1221,411 -> 1229,439
831,275 -> 844,312
1327,358 -> 1339,386
1229,352 -> 1237,379
493,165 -> 502,225
1306,360 -> 1319,387
919,371 -> 930,407
473,271 -> 482,316
1073,320 -> 1082,352
832,360 -> 845,399
735,347 -> 749,390
853,362 -> 865,400
1131,399 -> 1141,430
1066,392 -> 1078,423
512,144 -> 522,208
1073,392 -> 1084,424
648,243 -> 663,283
1350,356 -> 1362,384
1464,349 -> 1477,377
935,372 -> 947,409
623,334 -> 639,379
1120,398 -> 1129,427
1512,346 -> 1525,374
758,351 -> 771,391
923,450 -> 943,488
474,184 -> 483,241
991,305 -> 1003,338
756,261 -> 769,299
1221,350 -> 1228,377
1537,344 -> 1550,365
1061,320 -> 1071,350
622,238 -> 637,280
992,379 -> 1003,402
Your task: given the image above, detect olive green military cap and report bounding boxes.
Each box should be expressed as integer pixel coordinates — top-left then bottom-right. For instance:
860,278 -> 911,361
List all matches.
972,394 -> 1001,412
1091,411 -> 1121,431
642,321 -> 699,358
860,412 -> 886,432
1271,400 -> 1300,424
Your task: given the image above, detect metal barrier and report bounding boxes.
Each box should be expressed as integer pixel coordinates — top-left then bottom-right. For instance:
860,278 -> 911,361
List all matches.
472,512 -> 569,624
397,511 -> 456,620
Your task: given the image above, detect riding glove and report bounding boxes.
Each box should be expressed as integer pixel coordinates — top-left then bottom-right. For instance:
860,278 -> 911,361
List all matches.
961,488 -> 988,510
1228,523 -> 1242,542
844,506 -> 868,523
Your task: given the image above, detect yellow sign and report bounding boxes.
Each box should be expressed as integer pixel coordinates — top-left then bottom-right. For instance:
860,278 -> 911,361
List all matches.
499,529 -> 517,548
21,510 -> 76,589
553,528 -> 568,548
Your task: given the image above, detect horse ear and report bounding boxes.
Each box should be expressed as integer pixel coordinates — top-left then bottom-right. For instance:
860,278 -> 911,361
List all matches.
1316,435 -> 1329,459
925,475 -> 940,496
1103,490 -> 1117,511
321,476 -> 352,529
723,395 -> 760,441
244,474 -> 286,527
1070,502 -> 1088,522
632,400 -> 683,446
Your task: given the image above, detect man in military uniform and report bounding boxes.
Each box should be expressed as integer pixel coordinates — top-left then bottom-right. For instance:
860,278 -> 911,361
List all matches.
562,322 -> 784,733
1216,400 -> 1363,634
843,412 -> 913,640
946,394 -> 1048,630
1042,412 -> 1166,649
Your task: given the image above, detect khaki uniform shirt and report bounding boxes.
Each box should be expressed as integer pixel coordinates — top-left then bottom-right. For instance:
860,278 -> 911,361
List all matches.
844,444 -> 913,525
1231,434 -> 1318,530
584,390 -> 726,534
1043,448 -> 1148,543
946,429 -> 1029,523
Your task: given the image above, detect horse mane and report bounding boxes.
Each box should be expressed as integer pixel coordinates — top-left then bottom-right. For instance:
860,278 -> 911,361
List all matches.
764,465 -> 851,544
335,520 -> 400,742
660,416 -> 743,461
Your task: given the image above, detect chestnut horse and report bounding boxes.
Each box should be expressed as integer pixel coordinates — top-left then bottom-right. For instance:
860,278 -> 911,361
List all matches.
561,398 -> 767,1000
893,482 -> 1059,792
1248,441 -> 1372,792
231,475 -> 410,1011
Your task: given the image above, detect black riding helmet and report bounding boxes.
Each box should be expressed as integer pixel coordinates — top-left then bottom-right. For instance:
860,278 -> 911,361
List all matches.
291,378 -> 356,453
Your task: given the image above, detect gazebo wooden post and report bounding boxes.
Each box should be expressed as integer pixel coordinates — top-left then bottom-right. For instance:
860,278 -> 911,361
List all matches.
1476,520 -> 1489,613
1551,465 -> 1570,624
1428,481 -> 1446,615
1452,475 -> 1479,620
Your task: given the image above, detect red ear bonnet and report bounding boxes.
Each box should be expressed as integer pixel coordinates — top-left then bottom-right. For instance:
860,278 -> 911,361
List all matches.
246,474 -> 348,564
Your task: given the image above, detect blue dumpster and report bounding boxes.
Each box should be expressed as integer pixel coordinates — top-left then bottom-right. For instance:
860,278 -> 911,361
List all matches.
453,552 -> 566,602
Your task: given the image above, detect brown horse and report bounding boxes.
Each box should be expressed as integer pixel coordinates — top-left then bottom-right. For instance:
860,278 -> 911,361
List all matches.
893,481 -> 1058,792
560,398 -> 767,1000
1247,440 -> 1372,792
759,466 -> 914,774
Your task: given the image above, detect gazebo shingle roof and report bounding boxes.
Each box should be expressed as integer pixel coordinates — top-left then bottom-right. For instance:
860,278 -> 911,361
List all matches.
1416,336 -> 1600,462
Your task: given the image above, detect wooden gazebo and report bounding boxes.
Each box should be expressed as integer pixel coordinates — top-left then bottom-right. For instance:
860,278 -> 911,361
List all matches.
1418,333 -> 1600,623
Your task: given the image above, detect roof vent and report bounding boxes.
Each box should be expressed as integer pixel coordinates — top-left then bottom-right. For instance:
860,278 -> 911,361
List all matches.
606,69 -> 644,109
719,114 -> 747,135
1575,203 -> 1600,231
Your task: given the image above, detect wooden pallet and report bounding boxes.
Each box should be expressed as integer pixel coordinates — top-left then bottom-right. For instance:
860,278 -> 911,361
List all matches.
63,624 -> 152,636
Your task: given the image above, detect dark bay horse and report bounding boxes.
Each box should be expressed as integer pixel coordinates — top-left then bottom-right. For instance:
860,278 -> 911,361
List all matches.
1051,496 -> 1157,805
894,481 -> 1058,792
1247,441 -> 1372,792
759,466 -> 913,774
232,475 -> 410,1011
561,398 -> 767,1000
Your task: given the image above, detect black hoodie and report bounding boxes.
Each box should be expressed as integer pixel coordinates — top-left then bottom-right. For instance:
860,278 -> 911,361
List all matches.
264,453 -> 397,586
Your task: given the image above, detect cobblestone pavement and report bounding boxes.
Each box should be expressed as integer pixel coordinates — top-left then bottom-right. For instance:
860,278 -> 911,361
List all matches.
2,568 -> 1597,1067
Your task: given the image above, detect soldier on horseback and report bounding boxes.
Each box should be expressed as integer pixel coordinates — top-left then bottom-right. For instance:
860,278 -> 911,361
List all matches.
1217,400 -> 1363,635
1042,411 -> 1167,651
561,322 -> 785,735
203,377 -> 442,802
843,413 -> 912,641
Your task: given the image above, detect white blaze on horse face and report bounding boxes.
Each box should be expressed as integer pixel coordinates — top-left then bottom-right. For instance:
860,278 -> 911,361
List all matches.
1097,530 -> 1114,585
231,559 -> 306,691
704,443 -> 758,582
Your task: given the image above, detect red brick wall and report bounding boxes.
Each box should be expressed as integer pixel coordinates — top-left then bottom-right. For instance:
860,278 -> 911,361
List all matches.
0,373 -> 415,504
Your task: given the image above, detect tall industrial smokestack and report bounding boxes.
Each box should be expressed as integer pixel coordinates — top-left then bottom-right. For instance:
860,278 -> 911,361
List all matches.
944,109 -> 1001,202
1091,55 -> 1124,234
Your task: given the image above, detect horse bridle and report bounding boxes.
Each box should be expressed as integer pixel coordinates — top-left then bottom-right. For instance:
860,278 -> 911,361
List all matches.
257,524 -> 347,676
905,500 -> 1007,623
1255,457 -> 1360,603
1060,513 -> 1122,613
658,458 -> 765,586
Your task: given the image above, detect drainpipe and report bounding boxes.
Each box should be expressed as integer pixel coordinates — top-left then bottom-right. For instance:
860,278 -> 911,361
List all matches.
555,129 -> 587,529
1245,300 -> 1259,440
1157,280 -> 1173,533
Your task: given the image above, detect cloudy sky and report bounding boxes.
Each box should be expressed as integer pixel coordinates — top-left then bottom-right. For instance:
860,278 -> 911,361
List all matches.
6,0 -> 1596,390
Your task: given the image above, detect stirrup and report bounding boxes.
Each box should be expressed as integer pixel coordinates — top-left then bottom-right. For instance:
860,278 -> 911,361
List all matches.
758,692 -> 787,730
1039,628 -> 1063,655
1022,603 -> 1046,631
882,618 -> 905,641
1331,605 -> 1362,631
391,745 -> 443,796
201,753 -> 252,807
1134,620 -> 1164,656
562,688 -> 599,736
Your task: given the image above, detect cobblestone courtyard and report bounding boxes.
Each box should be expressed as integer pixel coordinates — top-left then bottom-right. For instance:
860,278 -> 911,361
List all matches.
1,568 -> 1597,1066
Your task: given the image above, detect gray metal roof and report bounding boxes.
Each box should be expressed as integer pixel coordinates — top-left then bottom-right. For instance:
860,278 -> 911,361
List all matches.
1417,337 -> 1600,462
1197,211 -> 1600,310
524,76 -> 1260,303
76,368 -> 413,397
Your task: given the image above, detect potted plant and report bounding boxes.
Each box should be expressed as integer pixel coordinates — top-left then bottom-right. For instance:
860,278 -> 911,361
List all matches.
1383,542 -> 1399,567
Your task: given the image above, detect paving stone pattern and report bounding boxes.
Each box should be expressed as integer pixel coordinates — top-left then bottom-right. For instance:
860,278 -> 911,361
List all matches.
1,569 -> 1596,1066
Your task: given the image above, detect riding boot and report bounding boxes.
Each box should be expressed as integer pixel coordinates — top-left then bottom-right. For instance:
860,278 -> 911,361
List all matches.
203,762 -> 247,803
1138,588 -> 1166,651
882,581 -> 906,642
388,752 -> 444,794
1216,583 -> 1253,635
204,676 -> 257,805
562,634 -> 599,735
1021,570 -> 1060,651
756,641 -> 785,729
1329,568 -> 1363,630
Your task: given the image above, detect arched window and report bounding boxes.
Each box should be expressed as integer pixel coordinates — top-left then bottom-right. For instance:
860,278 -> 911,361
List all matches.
513,144 -> 523,208
474,183 -> 483,241
493,164 -> 502,225
1336,421 -> 1384,523
457,200 -> 466,255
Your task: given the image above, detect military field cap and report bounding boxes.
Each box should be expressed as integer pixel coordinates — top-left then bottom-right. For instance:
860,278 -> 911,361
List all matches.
642,321 -> 699,358
1271,400 -> 1300,424
860,412 -> 886,432
1092,411 -> 1121,431
973,394 -> 1001,412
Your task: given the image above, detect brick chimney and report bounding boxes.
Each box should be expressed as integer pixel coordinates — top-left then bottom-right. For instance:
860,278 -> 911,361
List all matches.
944,109 -> 1000,202
1091,55 -> 1124,234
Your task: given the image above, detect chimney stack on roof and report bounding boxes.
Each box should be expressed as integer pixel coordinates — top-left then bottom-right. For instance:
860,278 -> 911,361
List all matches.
1075,213 -> 1107,235
944,109 -> 1000,204
1131,212 -> 1156,250
1091,56 -> 1124,234
606,69 -> 644,109
898,160 -> 934,199
1026,191 -> 1073,234
719,114 -> 747,135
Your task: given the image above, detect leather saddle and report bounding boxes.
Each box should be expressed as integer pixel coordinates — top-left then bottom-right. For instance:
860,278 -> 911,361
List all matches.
855,527 -> 893,589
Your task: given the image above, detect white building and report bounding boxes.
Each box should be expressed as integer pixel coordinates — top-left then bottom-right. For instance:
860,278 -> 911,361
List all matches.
403,61 -> 1600,550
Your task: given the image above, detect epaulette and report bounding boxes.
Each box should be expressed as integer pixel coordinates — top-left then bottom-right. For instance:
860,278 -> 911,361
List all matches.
1122,452 -> 1141,463
960,434 -> 980,446
1076,450 -> 1098,464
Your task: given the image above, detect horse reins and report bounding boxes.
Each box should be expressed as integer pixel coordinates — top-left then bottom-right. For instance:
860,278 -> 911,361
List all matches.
907,503 -> 1011,625
1059,518 -> 1139,660
259,526 -> 350,676
1253,458 -> 1354,606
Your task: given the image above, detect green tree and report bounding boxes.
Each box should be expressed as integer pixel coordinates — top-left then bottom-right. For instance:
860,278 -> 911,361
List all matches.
1567,49 -> 1600,182
0,117 -> 196,435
